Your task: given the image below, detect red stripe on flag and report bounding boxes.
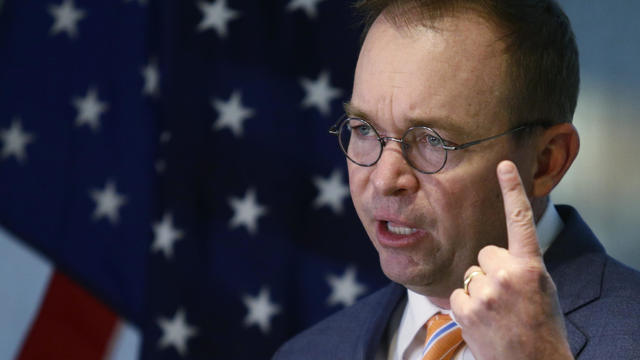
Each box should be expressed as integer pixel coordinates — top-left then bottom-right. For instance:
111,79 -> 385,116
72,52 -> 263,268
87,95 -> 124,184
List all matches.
16,271 -> 119,360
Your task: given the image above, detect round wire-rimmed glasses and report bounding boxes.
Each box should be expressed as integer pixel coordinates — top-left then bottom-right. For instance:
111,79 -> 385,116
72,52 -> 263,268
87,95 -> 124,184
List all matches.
329,117 -> 541,174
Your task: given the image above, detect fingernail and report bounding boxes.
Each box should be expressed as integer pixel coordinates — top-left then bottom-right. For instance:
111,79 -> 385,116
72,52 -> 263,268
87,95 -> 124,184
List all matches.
498,161 -> 513,175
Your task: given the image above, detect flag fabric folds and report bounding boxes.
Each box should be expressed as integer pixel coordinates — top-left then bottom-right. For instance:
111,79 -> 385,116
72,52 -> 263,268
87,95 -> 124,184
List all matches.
0,0 -> 388,358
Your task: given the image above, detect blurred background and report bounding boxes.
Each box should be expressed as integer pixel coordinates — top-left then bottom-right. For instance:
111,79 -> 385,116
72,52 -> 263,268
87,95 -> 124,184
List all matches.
0,0 -> 637,359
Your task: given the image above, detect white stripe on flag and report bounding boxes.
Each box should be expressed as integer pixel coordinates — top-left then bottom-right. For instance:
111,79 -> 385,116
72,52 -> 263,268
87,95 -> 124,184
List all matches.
0,225 -> 53,360
107,321 -> 142,360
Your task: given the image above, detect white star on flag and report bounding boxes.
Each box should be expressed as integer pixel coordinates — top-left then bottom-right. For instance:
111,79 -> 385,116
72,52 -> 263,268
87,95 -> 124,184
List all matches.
197,0 -> 240,38
48,0 -> 86,38
72,87 -> 109,132
300,70 -> 342,116
141,59 -> 160,97
228,188 -> 268,235
89,180 -> 127,225
286,0 -> 326,19
242,287 -> 281,334
211,91 -> 255,137
312,169 -> 350,214
151,213 -> 184,260
157,308 -> 198,357
326,266 -> 367,307
0,118 -> 35,164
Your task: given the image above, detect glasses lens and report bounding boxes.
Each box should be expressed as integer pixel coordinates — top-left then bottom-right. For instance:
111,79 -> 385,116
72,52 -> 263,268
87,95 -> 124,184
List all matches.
403,127 -> 447,173
339,118 -> 381,166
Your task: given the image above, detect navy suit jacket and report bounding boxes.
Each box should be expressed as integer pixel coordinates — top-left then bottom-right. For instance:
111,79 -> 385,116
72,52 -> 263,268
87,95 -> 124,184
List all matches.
274,205 -> 640,359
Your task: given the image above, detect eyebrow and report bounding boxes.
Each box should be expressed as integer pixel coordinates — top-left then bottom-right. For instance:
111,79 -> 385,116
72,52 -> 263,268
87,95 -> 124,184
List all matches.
343,101 -> 468,138
343,102 -> 367,119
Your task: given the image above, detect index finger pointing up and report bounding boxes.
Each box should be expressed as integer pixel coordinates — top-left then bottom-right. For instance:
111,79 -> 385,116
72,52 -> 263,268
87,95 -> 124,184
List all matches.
497,160 -> 541,258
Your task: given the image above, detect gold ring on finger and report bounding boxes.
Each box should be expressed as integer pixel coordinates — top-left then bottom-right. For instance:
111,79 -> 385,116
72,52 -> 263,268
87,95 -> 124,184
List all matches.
463,270 -> 484,295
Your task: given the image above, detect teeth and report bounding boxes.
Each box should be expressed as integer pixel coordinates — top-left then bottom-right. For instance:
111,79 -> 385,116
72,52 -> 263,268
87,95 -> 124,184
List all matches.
386,222 -> 418,235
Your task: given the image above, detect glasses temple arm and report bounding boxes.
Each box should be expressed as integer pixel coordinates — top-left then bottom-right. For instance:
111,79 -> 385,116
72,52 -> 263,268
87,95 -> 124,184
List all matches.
443,125 -> 529,151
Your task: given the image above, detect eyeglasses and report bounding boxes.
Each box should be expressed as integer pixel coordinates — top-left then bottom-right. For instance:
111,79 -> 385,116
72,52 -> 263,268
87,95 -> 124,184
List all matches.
329,117 -> 542,174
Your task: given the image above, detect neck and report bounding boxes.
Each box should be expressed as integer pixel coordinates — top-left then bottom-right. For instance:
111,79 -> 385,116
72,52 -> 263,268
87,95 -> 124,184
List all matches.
406,283 -> 453,309
531,195 -> 549,224
426,296 -> 451,310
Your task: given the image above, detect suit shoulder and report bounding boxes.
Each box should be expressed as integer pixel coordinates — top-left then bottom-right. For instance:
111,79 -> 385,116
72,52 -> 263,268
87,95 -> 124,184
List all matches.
273,283 -> 404,360
572,255 -> 640,314
570,256 -> 640,358
599,256 -> 640,302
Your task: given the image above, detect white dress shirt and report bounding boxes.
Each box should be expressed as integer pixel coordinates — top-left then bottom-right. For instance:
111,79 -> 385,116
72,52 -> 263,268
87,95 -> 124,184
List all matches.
379,202 -> 564,360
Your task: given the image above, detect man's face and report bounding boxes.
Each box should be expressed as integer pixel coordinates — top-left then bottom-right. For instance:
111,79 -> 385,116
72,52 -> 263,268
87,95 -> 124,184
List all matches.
348,13 -> 535,301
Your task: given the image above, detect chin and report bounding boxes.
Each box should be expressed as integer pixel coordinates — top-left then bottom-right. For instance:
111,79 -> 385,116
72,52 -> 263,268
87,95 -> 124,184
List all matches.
377,245 -> 460,298
378,250 -> 436,288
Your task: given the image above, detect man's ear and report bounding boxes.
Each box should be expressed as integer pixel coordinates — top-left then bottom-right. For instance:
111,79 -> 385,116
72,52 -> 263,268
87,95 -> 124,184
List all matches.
532,123 -> 580,197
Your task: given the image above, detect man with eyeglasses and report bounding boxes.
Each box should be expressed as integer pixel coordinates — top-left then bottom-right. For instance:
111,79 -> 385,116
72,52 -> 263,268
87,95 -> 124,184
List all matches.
275,0 -> 640,359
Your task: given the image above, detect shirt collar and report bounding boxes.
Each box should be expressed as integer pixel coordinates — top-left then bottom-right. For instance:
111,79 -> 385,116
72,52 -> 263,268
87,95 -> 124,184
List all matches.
536,201 -> 564,255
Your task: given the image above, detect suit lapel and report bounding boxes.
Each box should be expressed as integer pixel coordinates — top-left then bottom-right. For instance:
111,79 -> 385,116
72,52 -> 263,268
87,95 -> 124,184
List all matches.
544,205 -> 606,357
359,282 -> 406,360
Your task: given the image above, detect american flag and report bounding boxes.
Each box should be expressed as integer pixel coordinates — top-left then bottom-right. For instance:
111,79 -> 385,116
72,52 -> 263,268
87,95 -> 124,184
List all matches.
0,0 -> 388,359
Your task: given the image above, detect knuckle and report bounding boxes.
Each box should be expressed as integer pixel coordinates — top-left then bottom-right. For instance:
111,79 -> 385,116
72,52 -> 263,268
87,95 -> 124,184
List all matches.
502,178 -> 522,196
480,288 -> 497,310
477,246 -> 495,262
509,207 -> 533,226
495,269 -> 511,288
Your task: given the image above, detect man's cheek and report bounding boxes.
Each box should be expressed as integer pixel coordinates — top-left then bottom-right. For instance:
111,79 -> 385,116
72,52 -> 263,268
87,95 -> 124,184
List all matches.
347,169 -> 368,200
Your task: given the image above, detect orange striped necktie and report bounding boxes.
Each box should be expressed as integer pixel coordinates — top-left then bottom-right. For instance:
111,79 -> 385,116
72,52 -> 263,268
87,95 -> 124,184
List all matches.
421,313 -> 464,360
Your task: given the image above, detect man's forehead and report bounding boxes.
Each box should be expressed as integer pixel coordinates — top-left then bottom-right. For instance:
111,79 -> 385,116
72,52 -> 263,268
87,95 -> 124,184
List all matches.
373,2 -> 506,37
351,12 -> 512,138
367,7 -> 508,56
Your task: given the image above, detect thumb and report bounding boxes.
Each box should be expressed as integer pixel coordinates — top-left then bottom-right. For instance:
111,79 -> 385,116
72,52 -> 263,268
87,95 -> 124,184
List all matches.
497,160 -> 541,258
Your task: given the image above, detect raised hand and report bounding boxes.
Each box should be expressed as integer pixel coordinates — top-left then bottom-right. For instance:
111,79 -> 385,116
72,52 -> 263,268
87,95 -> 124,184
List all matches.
450,160 -> 573,360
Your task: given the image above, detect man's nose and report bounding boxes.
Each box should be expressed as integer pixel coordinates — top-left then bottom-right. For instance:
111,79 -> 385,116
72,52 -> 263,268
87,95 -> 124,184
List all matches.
370,141 -> 419,196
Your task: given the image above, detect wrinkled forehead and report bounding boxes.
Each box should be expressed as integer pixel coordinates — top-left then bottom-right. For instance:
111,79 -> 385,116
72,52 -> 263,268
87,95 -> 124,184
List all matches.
351,11 -> 512,137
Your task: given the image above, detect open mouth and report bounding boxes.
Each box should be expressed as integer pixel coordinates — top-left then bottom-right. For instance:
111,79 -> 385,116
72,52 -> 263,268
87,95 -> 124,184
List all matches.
386,221 -> 418,235
376,220 -> 424,248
